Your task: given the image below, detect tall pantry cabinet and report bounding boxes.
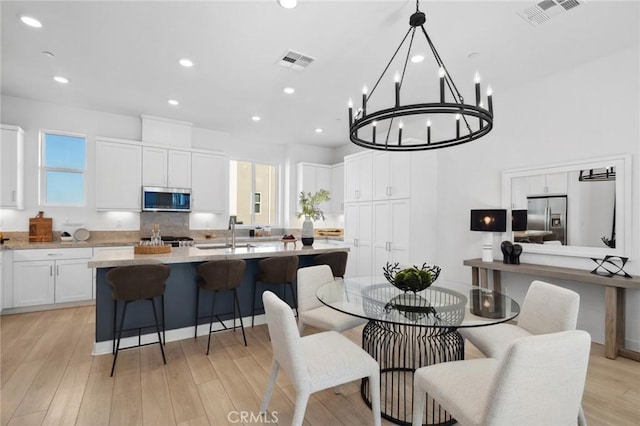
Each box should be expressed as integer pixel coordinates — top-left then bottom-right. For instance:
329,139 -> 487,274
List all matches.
344,151 -> 412,277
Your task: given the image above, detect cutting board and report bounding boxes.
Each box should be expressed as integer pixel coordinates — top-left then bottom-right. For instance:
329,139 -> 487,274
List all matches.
29,218 -> 53,242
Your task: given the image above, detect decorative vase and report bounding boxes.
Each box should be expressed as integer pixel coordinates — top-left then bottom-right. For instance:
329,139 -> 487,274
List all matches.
301,216 -> 314,246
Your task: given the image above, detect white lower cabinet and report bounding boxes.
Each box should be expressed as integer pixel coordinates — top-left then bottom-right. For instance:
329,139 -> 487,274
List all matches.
344,202 -> 373,277
13,248 -> 93,307
372,199 -> 410,274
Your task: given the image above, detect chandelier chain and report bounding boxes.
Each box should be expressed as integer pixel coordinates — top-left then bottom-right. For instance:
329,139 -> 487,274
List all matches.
367,27 -> 412,104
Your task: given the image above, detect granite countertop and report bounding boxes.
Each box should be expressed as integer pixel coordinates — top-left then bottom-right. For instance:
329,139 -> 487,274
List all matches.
1,231 -> 342,250
88,241 -> 349,268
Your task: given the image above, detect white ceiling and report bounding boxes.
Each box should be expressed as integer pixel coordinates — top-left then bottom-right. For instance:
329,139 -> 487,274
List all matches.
1,0 -> 638,148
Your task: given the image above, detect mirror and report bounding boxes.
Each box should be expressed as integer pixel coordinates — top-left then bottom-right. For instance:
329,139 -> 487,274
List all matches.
502,155 -> 631,258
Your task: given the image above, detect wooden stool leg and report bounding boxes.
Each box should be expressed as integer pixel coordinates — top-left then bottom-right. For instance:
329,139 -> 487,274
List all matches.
206,291 -> 217,356
234,290 -> 247,346
194,286 -> 200,338
150,298 -> 167,364
252,281 -> 259,327
111,301 -> 129,377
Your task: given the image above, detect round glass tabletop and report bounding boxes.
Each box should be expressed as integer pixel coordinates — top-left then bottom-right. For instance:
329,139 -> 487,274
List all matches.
316,277 -> 520,329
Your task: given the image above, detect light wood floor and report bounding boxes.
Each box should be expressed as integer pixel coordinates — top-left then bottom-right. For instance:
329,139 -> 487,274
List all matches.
1,306 -> 638,426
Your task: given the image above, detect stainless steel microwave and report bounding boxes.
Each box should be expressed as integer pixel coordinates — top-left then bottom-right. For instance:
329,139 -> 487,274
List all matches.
142,187 -> 191,212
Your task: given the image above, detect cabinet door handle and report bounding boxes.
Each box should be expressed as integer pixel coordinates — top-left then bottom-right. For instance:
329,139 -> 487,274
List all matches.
354,238 -> 359,247
50,266 -> 53,276
12,190 -> 16,201
56,265 -> 60,276
386,186 -> 391,196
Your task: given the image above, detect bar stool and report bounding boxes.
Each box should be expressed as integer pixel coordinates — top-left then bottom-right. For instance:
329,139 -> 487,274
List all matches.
251,255 -> 299,327
106,264 -> 170,377
313,251 -> 348,278
195,259 -> 247,355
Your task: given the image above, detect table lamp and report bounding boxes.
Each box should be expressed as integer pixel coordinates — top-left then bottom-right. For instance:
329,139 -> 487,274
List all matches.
470,209 -> 507,262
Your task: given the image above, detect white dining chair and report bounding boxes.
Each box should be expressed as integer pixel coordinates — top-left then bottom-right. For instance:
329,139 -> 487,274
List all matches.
459,280 -> 580,359
296,265 -> 367,334
412,330 -> 591,426
260,291 -> 381,426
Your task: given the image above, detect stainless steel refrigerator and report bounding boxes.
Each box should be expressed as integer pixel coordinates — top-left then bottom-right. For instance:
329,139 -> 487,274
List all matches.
527,195 -> 567,245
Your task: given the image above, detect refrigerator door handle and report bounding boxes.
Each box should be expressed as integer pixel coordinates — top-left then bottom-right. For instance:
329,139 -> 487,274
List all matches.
545,207 -> 550,231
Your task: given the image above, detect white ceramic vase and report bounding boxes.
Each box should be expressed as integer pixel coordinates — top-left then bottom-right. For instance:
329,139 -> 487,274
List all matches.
302,216 -> 314,246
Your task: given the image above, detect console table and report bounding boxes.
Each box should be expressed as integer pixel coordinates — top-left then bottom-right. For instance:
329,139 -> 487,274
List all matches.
463,258 -> 640,361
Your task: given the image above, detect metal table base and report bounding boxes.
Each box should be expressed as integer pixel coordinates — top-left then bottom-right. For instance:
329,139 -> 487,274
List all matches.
360,320 -> 464,426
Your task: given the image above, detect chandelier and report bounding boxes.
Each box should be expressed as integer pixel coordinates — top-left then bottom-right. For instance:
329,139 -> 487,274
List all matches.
348,1 -> 494,151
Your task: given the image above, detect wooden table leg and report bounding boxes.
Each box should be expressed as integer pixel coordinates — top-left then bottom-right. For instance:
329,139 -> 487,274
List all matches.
604,286 -> 624,360
471,267 -> 479,286
492,270 -> 502,294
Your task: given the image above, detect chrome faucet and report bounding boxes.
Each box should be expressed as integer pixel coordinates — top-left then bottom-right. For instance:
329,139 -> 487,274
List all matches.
228,216 -> 236,249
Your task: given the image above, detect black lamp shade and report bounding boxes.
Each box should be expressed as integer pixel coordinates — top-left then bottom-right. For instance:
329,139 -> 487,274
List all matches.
512,210 -> 528,231
470,209 -> 507,232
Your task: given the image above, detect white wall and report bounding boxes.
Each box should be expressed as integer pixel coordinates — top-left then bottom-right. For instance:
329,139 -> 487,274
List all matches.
435,46 -> 640,349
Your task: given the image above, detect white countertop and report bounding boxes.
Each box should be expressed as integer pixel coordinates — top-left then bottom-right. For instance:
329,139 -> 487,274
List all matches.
88,241 -> 349,268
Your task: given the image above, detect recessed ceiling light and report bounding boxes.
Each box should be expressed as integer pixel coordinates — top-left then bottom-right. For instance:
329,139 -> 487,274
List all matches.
53,76 -> 69,84
315,128 -> 323,133
168,99 -> 179,106
251,116 -> 261,122
20,15 -> 42,28
283,87 -> 295,94
277,0 -> 297,9
179,58 -> 193,67
410,54 -> 425,63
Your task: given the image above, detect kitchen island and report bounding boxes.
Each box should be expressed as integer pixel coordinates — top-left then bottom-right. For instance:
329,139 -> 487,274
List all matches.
88,241 -> 348,354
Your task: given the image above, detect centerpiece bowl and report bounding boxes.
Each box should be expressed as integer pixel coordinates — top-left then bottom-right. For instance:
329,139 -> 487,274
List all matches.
383,262 -> 441,293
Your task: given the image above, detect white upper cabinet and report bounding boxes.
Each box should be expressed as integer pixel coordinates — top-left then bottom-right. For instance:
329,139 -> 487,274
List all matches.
95,139 -> 142,210
143,147 -> 191,188
526,172 -> 568,196
0,125 -> 24,209
297,163 -> 332,214
330,163 -> 344,213
372,151 -> 411,200
344,152 -> 373,202
191,152 -> 227,213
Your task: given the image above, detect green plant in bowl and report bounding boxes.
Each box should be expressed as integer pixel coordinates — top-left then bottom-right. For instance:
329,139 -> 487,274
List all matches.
383,262 -> 441,292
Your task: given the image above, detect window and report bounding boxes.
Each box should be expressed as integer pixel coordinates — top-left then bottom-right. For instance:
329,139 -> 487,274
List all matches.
229,160 -> 278,226
41,131 -> 86,206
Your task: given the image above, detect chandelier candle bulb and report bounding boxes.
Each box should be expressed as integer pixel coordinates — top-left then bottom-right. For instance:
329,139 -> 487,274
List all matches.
487,86 -> 493,114
394,72 -> 401,107
362,86 -> 367,117
348,99 -> 353,125
439,67 -> 446,103
372,121 -> 377,144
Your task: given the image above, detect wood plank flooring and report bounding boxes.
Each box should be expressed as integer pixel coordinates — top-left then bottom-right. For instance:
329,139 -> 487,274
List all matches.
1,306 -> 638,425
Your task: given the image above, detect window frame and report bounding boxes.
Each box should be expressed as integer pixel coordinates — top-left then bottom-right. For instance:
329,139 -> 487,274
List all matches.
39,129 -> 87,207
229,158 -> 281,227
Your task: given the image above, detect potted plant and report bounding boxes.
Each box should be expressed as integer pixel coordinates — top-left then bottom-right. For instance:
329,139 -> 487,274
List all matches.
297,189 -> 330,245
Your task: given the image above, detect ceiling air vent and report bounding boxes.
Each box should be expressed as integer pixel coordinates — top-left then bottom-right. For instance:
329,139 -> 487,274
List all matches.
278,49 -> 316,71
517,0 -> 585,27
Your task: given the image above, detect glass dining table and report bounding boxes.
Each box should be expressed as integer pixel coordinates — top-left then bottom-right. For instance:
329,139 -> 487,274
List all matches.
316,277 -> 521,426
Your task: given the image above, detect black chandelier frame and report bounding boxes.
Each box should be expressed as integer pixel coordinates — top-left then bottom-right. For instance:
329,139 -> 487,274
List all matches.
349,1 -> 494,152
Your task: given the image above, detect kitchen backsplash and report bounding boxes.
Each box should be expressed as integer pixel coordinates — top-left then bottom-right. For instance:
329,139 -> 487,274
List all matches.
140,212 -> 190,237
